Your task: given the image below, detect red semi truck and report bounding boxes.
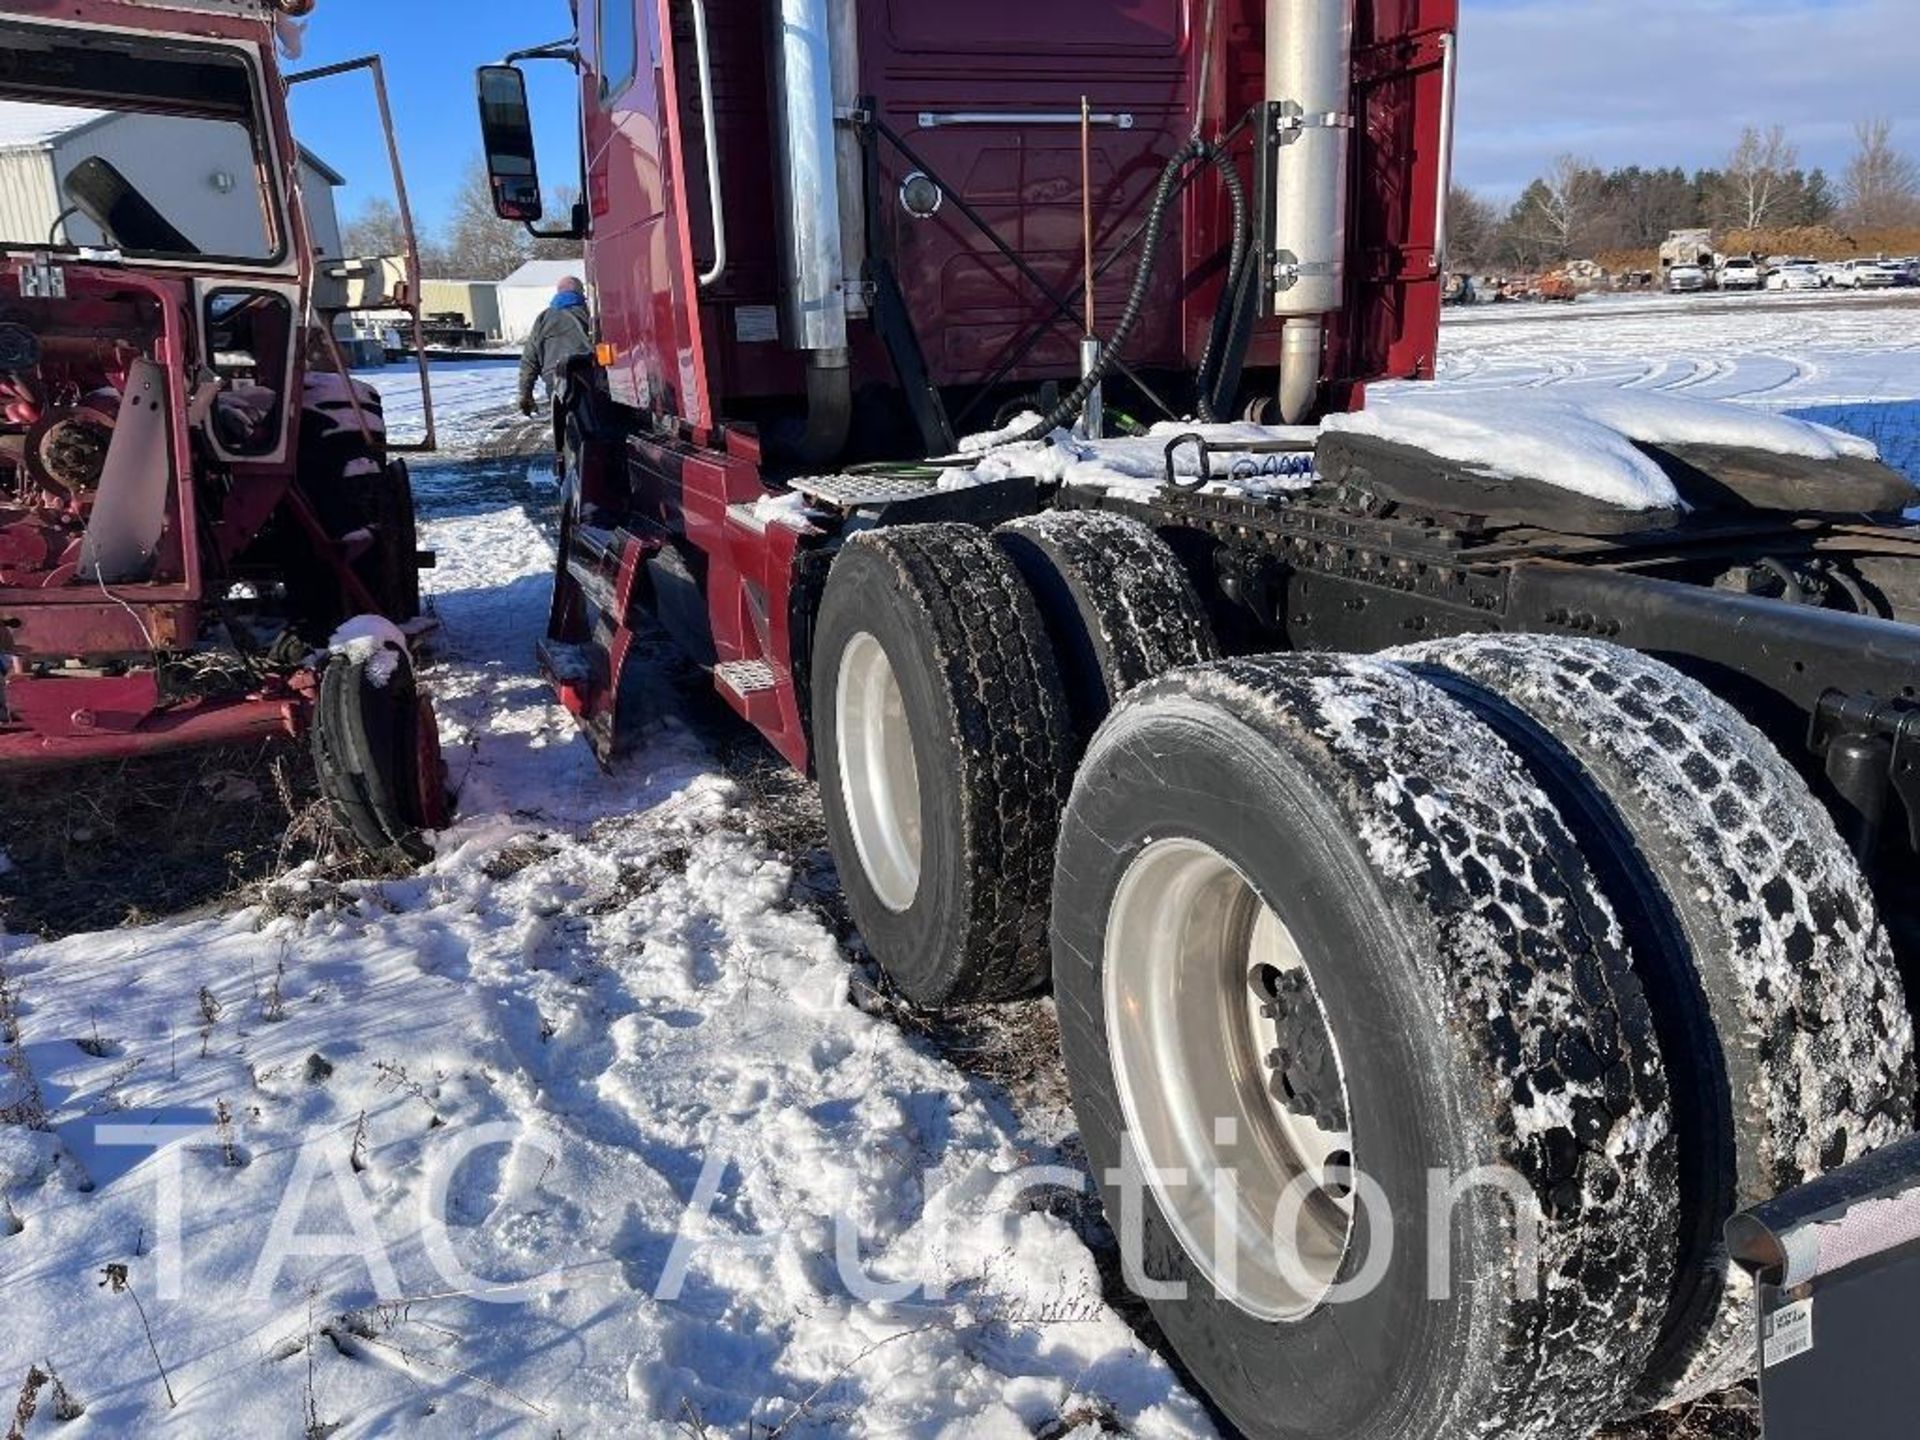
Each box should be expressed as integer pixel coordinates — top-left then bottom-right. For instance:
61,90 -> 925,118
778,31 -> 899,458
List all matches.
0,0 -> 444,855
479,2 -> 1920,1435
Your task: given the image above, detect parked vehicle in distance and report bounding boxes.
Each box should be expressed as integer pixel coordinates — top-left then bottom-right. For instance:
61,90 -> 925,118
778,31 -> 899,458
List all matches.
1717,257 -> 1763,291
1667,263 -> 1710,293
1766,263 -> 1825,292
1828,259 -> 1901,290
1888,257 -> 1920,287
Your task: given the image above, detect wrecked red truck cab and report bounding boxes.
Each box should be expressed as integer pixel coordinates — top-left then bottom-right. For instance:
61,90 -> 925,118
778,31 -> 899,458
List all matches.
0,0 -> 444,855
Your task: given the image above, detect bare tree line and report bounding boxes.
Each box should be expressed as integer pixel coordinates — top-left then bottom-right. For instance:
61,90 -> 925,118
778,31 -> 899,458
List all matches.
348,123 -> 1920,281
1449,119 -> 1920,271
340,158 -> 583,281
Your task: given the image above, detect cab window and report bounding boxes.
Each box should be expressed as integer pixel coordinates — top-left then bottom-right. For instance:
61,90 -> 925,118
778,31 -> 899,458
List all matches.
596,0 -> 639,104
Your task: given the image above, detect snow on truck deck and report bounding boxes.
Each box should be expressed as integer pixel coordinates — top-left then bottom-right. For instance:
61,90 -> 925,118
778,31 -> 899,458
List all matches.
1,300 -> 1915,1436
922,292 -> 1920,508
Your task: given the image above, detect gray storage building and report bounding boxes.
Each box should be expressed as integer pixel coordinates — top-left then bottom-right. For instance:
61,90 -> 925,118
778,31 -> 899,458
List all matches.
0,101 -> 344,262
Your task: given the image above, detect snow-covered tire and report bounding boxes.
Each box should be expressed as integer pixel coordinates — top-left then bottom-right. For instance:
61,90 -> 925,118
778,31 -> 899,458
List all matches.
312,632 -> 444,861
1052,654 -> 1678,1440
1403,634 -> 1916,1406
812,524 -> 1074,1005
993,509 -> 1217,743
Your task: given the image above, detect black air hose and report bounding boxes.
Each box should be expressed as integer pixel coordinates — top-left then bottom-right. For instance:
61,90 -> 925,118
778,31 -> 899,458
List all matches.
1193,153 -> 1251,422
1015,138 -> 1246,443
1202,230 -> 1264,421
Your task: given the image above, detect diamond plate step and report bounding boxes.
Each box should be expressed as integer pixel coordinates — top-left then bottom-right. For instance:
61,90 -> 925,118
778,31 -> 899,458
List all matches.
565,556 -> 620,619
715,659 -> 778,697
791,472 -> 943,508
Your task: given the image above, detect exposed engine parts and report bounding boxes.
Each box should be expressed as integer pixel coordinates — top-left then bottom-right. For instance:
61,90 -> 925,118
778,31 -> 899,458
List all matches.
0,300 -> 159,589
28,402 -> 117,497
0,320 -> 40,373
0,4 -> 445,870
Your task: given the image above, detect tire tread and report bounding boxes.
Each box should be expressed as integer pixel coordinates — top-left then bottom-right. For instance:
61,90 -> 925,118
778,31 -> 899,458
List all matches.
838,523 -> 1075,1002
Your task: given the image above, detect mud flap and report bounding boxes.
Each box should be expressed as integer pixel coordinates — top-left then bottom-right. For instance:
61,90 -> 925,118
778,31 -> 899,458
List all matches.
1728,1133 -> 1920,1437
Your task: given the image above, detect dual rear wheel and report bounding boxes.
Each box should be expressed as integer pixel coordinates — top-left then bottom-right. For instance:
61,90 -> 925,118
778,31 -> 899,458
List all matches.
810,512 -> 1214,1004
807,514 -> 1914,1438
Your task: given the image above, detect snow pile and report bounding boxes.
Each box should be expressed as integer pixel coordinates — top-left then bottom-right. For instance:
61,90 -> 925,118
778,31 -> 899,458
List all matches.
1423,293 -> 1920,487
1573,389 -> 1881,462
1325,393 -> 1682,510
747,490 -> 815,529
1325,387 -> 1896,513
944,383 -> 1898,515
0,478 -> 1218,1438
941,417 -> 1319,502
328,614 -> 410,689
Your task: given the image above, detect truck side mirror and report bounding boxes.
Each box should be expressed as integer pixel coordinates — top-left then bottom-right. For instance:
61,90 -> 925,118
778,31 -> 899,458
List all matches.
476,65 -> 543,223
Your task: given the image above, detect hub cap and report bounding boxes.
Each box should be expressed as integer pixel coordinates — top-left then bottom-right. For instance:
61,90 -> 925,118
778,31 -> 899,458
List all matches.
1105,838 -> 1355,1320
835,632 -> 924,912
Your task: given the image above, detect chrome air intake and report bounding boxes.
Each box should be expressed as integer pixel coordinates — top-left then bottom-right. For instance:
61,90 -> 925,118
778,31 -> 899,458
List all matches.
769,0 -> 849,355
1264,0 -> 1355,424
767,0 -> 852,462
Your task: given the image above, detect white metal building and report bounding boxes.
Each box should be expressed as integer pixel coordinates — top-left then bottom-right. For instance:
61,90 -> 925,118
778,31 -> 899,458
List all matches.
498,258 -> 588,344
0,101 -> 344,262
422,278 -> 505,340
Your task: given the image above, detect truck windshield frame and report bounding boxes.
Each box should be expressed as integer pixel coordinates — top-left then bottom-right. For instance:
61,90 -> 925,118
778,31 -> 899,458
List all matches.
0,18 -> 290,268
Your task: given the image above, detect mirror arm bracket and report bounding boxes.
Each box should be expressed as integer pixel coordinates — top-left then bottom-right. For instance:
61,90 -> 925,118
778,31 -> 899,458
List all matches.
504,39 -> 581,68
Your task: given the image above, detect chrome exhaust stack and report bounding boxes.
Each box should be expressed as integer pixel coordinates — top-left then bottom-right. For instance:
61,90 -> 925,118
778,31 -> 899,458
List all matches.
827,0 -> 868,319
769,0 -> 851,461
1263,0 -> 1355,424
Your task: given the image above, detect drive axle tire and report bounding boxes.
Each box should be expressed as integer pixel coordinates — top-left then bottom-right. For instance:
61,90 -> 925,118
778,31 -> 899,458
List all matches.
1405,635 -> 1916,1407
993,509 -> 1217,743
1052,654 -> 1678,1440
813,524 -> 1074,1005
312,629 -> 446,861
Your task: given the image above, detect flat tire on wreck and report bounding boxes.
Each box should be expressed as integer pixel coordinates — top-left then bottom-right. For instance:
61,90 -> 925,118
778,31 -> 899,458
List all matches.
312,632 -> 446,861
1051,654 -> 1679,1440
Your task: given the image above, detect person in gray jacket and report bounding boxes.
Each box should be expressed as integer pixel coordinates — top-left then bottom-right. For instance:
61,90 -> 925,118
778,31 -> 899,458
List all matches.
517,275 -> 594,416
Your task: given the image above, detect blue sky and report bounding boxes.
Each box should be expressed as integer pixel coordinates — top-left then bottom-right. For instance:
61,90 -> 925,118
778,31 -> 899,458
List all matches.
1453,0 -> 1919,196
288,0 -> 1920,232
284,0 -> 579,232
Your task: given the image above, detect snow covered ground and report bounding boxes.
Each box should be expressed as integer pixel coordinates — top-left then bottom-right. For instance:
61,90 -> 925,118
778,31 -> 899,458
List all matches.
3,300 -> 1914,1438
0,374 -> 1213,1438
366,359 -> 529,457
1408,291 -> 1920,486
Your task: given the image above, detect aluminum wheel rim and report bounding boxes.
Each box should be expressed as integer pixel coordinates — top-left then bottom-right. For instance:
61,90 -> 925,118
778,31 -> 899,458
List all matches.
835,632 -> 924,913
1105,838 -> 1355,1321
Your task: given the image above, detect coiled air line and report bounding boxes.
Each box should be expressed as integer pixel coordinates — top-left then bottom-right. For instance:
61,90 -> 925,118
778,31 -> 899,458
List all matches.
1015,138 -> 1254,442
